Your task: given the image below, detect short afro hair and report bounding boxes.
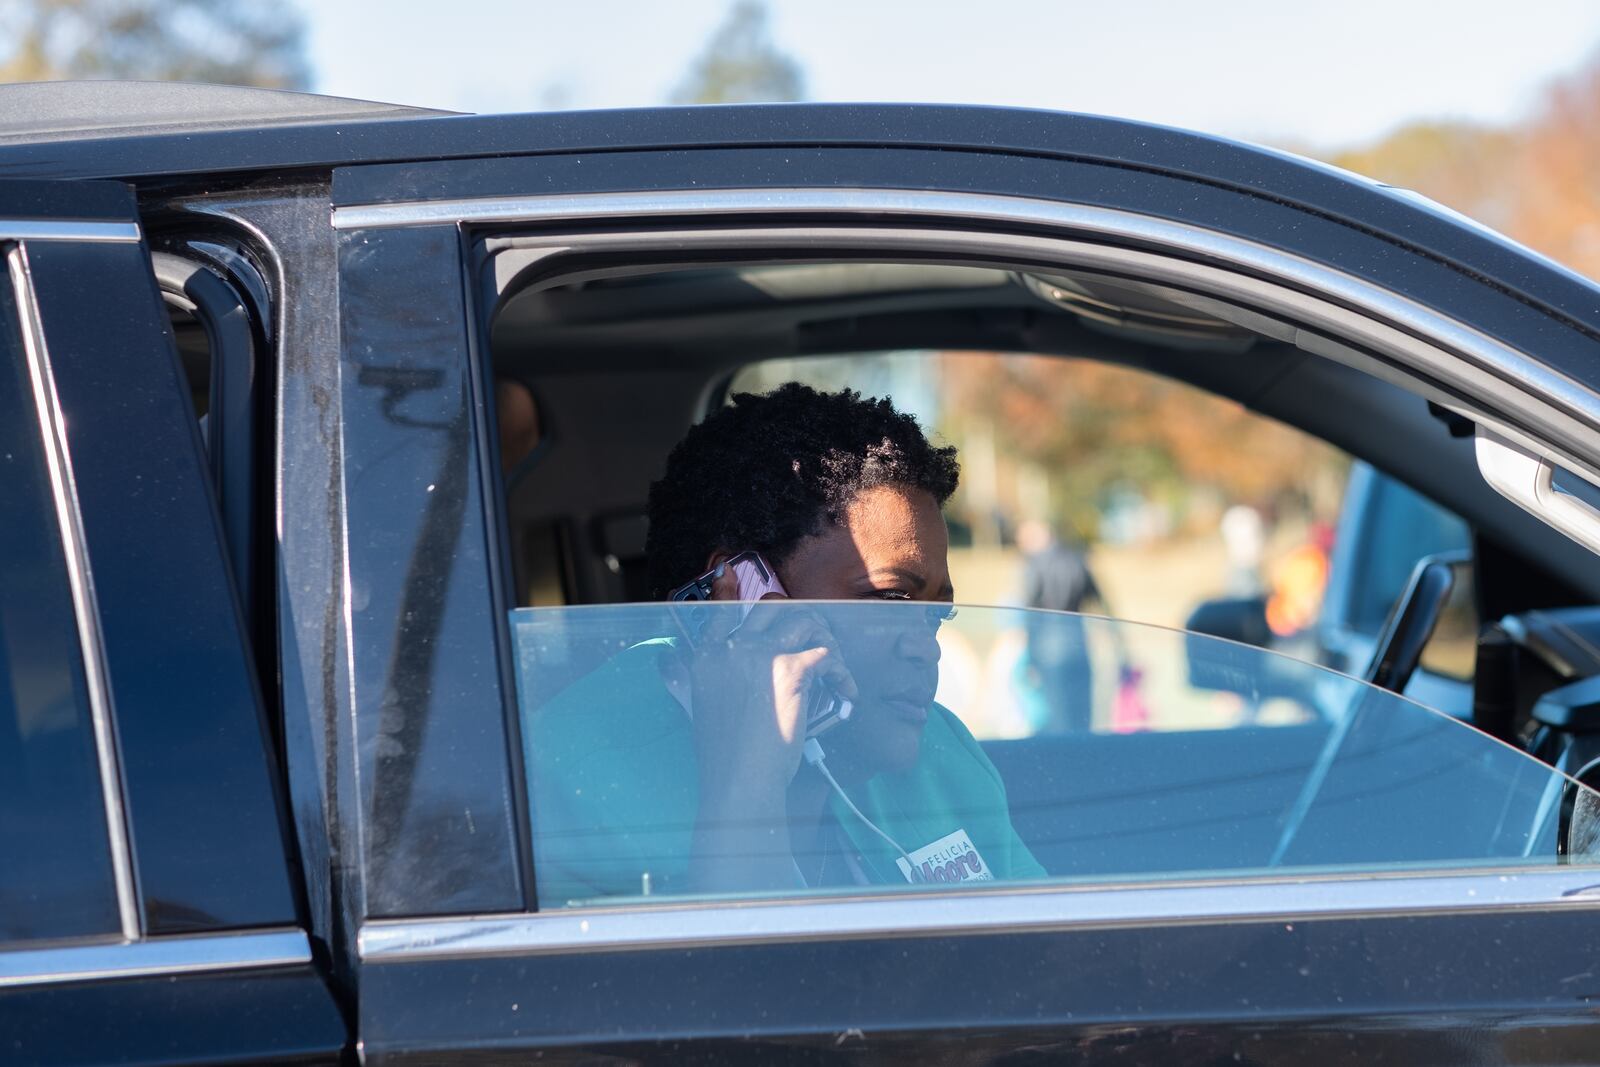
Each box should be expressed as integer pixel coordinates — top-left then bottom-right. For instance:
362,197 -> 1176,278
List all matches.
645,382 -> 960,598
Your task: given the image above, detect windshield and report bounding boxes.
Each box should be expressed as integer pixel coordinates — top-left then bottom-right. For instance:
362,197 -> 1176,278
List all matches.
511,601 -> 1591,908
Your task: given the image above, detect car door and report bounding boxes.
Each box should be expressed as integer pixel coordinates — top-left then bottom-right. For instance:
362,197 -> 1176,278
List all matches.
0,180 -> 347,1065
321,110 -> 1600,1062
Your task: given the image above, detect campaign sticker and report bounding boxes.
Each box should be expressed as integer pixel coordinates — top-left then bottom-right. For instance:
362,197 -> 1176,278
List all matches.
896,828 -> 993,884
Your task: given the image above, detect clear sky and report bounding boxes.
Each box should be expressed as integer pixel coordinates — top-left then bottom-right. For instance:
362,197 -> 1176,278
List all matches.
304,1 -> 1600,150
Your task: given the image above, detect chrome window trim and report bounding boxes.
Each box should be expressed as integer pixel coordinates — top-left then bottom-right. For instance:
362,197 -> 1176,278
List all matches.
360,867 -> 1600,963
0,220 -> 140,243
7,242 -> 141,941
332,187 -> 1600,451
0,928 -> 311,989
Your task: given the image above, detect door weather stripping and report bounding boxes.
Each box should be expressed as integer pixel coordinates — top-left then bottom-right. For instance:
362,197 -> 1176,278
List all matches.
7,243 -> 141,941
0,928 -> 311,989
360,866 -> 1600,963
1477,428 -> 1600,557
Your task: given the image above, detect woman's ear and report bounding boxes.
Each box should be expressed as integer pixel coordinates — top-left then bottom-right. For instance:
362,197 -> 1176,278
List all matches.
703,549 -> 733,572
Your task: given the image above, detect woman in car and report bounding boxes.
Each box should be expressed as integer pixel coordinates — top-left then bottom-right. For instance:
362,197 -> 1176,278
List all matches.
526,383 -> 1044,903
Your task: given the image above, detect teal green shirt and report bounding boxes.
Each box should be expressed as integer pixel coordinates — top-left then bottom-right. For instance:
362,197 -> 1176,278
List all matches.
525,640 -> 1045,905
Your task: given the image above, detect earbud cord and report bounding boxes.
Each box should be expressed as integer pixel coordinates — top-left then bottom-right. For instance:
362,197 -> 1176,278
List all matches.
802,738 -> 921,880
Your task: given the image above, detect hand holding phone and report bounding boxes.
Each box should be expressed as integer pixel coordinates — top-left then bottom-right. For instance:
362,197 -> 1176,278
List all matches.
670,552 -> 854,739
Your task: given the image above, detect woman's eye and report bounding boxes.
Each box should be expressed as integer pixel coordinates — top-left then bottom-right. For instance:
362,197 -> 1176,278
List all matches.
862,591 -> 955,628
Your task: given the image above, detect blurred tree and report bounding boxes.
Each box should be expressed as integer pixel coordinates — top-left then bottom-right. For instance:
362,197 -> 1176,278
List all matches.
1506,57 -> 1600,278
670,0 -> 805,105
738,349 -> 1348,542
938,353 -> 1344,536
0,0 -> 311,90
1330,122 -> 1517,232
1319,48 -> 1600,280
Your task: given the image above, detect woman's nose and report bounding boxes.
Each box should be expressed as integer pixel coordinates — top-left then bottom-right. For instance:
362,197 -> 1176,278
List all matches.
896,616 -> 942,663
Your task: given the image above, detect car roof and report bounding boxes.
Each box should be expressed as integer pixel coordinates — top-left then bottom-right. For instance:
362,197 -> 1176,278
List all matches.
4,84 -> 1598,347
0,81 -> 451,146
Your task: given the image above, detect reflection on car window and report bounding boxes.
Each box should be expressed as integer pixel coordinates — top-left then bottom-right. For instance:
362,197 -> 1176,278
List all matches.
515,602 -> 1585,908
0,282 -> 122,943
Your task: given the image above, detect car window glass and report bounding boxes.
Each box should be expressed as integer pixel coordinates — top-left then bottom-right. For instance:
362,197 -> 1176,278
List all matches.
0,276 -> 121,943
514,601 -> 1586,909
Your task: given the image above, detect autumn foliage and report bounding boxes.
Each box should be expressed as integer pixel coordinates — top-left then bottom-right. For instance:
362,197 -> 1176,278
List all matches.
1328,50 -> 1600,280
934,354 -> 1346,539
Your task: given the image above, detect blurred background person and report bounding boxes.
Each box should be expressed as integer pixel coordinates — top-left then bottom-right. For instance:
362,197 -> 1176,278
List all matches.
1266,520 -> 1334,639
1220,503 -> 1266,597
1017,518 -> 1106,733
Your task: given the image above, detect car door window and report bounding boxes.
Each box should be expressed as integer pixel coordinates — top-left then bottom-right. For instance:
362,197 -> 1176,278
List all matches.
512,601 -> 1585,908
0,259 -> 123,943
0,176 -> 347,1065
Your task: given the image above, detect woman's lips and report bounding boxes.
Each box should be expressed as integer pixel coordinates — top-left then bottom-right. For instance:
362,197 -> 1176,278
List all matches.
885,698 -> 931,725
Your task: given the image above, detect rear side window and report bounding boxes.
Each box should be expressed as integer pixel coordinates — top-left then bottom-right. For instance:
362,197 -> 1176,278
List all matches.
0,265 -> 121,943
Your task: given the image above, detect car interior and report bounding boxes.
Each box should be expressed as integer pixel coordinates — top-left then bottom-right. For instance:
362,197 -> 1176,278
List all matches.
487,257 -> 1599,609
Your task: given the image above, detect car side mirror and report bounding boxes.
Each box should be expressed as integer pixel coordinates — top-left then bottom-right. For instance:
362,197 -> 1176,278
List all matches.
1184,596 -> 1271,649
1182,597 -> 1303,704
1363,552 -> 1467,693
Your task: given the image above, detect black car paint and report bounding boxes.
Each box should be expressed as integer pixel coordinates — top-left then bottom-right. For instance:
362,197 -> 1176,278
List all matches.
5,104 -> 1600,1063
358,908 -> 1600,1064
172,183 -> 358,980
4,966 -> 346,1067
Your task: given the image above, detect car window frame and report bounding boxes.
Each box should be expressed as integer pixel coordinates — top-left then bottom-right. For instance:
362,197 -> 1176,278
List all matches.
331,166 -> 1600,945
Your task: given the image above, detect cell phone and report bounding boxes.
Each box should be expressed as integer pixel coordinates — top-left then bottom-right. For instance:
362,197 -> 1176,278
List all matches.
669,551 -> 853,737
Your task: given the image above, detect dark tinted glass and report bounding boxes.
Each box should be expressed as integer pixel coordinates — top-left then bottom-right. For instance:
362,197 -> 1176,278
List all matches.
24,239 -> 297,932
0,265 -> 120,942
